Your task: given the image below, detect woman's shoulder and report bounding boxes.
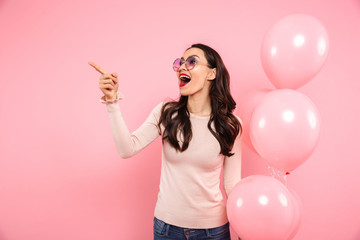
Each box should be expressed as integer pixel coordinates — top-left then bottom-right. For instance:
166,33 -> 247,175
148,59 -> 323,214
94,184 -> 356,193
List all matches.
151,100 -> 174,117
153,99 -> 177,111
153,100 -> 170,111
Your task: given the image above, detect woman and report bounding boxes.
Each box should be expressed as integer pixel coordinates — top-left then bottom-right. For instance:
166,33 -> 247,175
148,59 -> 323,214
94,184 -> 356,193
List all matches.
89,43 -> 243,240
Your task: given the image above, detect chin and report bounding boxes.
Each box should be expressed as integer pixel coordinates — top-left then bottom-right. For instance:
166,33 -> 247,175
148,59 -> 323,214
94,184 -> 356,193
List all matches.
180,88 -> 195,96
180,92 -> 190,96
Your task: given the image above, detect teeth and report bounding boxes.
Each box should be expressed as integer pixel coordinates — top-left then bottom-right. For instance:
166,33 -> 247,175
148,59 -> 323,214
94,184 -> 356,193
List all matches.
180,75 -> 191,82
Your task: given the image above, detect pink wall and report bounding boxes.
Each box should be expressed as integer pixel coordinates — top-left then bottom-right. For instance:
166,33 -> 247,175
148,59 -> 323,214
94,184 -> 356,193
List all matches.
0,0 -> 359,239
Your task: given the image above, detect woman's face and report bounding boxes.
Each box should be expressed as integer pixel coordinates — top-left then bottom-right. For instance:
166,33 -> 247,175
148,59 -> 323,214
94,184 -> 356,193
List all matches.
176,47 -> 216,97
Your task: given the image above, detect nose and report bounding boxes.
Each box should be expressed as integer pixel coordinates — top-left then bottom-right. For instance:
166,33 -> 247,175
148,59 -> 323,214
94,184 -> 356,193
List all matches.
178,61 -> 187,72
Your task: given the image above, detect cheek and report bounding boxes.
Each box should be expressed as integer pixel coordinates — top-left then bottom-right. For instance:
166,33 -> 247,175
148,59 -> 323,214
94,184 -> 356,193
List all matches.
190,70 -> 207,84
191,75 -> 207,86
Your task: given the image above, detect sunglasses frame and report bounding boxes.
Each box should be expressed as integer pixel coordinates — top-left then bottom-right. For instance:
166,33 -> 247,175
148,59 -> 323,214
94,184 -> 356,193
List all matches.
172,55 -> 209,72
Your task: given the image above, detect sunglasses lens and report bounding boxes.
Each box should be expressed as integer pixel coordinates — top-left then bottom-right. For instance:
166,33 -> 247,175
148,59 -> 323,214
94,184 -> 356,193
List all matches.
186,56 -> 196,70
173,58 -> 181,71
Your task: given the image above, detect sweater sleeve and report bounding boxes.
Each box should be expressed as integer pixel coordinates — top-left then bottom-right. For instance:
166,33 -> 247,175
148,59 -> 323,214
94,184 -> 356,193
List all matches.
223,116 -> 243,198
105,101 -> 164,159
99,92 -> 124,104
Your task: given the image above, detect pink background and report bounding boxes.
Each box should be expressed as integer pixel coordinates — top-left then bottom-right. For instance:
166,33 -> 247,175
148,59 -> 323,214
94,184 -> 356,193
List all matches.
0,0 -> 359,239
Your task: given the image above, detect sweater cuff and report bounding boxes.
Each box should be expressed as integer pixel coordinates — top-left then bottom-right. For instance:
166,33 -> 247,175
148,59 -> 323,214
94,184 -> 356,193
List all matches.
99,92 -> 124,104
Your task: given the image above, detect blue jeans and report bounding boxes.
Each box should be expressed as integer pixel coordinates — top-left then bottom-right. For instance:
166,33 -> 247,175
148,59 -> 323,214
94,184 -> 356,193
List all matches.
153,216 -> 232,240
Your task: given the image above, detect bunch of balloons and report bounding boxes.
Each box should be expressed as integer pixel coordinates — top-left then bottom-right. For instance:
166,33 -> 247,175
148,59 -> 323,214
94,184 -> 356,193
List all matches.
227,14 -> 329,240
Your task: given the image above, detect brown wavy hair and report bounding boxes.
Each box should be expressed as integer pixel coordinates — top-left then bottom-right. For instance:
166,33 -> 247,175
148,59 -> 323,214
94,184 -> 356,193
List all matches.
157,43 -> 242,157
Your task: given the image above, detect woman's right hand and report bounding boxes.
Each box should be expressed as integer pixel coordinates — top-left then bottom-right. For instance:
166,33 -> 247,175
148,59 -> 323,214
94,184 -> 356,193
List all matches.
88,61 -> 119,101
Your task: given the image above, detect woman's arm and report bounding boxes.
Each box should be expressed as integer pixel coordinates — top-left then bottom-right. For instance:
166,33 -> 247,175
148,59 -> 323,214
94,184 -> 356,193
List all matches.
223,116 -> 242,198
223,116 -> 243,240
90,61 -> 162,158
104,99 -> 164,158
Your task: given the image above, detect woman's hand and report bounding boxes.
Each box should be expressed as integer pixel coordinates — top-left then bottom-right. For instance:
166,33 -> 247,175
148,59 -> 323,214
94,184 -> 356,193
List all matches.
88,61 -> 119,101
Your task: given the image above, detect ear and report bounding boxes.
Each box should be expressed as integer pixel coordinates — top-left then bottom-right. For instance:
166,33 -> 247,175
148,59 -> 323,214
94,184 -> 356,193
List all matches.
207,68 -> 216,80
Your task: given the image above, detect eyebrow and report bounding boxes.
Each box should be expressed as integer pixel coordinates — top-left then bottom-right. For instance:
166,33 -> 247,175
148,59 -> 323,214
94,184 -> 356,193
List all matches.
181,55 -> 200,60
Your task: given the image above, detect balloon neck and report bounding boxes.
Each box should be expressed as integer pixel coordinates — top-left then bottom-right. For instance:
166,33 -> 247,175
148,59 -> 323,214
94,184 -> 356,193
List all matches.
268,165 -> 288,186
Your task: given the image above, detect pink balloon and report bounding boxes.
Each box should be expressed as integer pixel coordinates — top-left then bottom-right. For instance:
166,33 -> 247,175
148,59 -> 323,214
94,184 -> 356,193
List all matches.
261,14 -> 329,89
250,89 -> 320,172
287,188 -> 303,240
227,175 -> 300,240
235,88 -> 271,154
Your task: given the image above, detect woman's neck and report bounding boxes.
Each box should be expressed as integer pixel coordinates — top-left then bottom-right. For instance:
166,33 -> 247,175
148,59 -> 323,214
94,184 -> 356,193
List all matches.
187,94 -> 211,116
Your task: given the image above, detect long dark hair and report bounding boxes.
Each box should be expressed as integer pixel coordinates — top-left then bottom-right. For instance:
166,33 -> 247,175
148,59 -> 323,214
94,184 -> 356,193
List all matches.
157,43 -> 242,157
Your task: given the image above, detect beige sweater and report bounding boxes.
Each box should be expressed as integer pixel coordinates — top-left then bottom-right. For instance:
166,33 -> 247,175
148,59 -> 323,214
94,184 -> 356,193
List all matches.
103,99 -> 242,229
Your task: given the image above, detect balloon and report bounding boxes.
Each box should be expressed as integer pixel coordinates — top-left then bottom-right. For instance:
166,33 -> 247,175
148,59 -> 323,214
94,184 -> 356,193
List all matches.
250,89 -> 320,172
227,175 -> 300,240
235,88 -> 271,154
261,14 -> 329,89
287,188 -> 303,240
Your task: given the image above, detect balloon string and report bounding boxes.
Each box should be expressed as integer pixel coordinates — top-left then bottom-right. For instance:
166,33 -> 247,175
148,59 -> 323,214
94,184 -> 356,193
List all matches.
268,165 -> 288,186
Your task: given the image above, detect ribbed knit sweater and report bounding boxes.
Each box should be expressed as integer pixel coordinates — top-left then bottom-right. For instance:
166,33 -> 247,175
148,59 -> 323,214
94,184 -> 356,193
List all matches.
102,97 -> 242,229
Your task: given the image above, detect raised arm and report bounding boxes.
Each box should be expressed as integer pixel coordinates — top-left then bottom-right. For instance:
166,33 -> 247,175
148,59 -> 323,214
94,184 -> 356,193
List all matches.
104,100 -> 164,159
89,61 -> 164,159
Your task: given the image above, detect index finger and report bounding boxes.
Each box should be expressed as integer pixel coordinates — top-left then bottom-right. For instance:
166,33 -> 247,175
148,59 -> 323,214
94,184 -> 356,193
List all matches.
88,61 -> 108,75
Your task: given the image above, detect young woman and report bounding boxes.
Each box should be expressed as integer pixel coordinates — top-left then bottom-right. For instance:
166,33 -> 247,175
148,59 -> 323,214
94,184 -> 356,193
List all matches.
89,43 -> 243,240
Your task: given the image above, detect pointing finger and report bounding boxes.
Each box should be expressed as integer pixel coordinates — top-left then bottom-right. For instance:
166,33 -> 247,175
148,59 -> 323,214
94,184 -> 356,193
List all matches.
88,61 -> 108,75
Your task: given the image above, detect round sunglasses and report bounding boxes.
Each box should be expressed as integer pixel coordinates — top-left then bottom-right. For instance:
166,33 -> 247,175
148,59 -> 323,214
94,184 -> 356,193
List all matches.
172,55 -> 209,72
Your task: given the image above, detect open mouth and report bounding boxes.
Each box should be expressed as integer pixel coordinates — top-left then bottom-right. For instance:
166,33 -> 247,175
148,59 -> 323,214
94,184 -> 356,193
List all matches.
179,74 -> 191,87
